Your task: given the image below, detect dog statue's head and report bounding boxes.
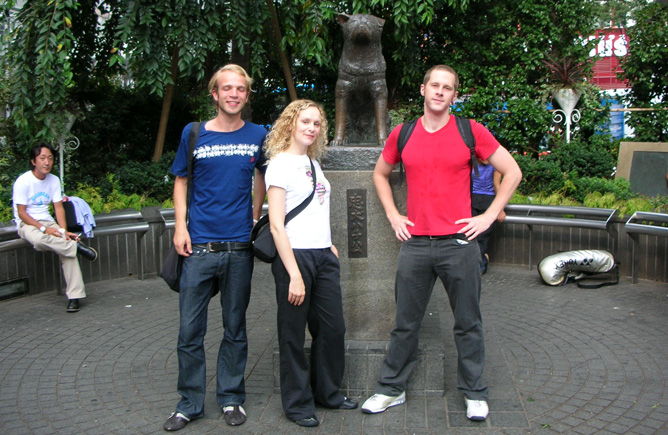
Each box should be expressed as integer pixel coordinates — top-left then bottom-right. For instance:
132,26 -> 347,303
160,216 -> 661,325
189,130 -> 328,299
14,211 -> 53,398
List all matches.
338,13 -> 385,46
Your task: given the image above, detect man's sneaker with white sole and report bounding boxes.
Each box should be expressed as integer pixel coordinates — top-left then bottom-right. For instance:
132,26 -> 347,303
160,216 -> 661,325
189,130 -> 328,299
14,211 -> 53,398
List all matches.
465,398 -> 489,421
361,391 -> 406,414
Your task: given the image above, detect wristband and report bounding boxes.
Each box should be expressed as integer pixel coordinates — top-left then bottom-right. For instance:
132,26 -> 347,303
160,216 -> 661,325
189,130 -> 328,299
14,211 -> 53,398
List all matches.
58,228 -> 66,235
253,219 -> 259,224
39,226 -> 46,233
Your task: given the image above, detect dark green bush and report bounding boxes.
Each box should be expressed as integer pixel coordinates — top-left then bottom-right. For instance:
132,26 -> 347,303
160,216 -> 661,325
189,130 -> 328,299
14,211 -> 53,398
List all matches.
114,152 -> 176,203
571,177 -> 632,203
550,136 -> 617,180
0,139 -> 27,220
514,153 -> 566,195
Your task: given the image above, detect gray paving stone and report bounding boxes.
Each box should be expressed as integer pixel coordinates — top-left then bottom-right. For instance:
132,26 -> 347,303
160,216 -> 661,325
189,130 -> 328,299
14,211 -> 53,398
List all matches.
1,265 -> 668,434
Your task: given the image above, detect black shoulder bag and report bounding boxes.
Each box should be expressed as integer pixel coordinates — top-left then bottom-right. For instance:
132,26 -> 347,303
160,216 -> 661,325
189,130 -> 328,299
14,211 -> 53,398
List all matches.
160,122 -> 201,292
251,158 -> 317,263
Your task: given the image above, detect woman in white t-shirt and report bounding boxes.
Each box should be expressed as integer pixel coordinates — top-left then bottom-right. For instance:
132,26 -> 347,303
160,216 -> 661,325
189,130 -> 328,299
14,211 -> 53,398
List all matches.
264,100 -> 357,427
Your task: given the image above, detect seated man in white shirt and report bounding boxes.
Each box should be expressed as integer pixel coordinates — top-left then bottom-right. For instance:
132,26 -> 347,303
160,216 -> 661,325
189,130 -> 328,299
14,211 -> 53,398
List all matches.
12,143 -> 98,312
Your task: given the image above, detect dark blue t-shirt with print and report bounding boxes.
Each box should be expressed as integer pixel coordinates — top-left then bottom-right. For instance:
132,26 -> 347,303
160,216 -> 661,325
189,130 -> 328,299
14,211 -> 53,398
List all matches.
171,121 -> 267,243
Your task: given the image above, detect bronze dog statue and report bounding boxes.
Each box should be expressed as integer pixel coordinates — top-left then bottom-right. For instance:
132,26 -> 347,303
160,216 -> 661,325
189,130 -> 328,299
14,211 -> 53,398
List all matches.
331,13 -> 388,146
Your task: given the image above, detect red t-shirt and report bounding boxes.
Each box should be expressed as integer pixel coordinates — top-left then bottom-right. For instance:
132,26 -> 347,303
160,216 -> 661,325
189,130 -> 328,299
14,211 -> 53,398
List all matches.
382,116 -> 500,236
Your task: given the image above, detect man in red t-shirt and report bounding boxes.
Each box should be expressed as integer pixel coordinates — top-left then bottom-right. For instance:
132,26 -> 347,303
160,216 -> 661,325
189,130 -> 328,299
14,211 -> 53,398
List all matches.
362,65 -> 522,421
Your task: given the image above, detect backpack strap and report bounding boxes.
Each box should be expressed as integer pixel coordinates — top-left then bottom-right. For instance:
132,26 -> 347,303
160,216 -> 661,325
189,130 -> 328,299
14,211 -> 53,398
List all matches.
395,119 -> 418,189
455,116 -> 479,178
575,263 -> 620,289
394,116 -> 478,190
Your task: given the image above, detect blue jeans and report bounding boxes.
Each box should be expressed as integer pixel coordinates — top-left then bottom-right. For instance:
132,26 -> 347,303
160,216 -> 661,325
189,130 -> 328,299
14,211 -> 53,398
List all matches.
175,246 -> 253,418
376,236 -> 488,400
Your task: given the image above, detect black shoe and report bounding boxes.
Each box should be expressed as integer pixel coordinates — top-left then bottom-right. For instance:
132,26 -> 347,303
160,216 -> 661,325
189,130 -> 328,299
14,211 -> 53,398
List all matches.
294,416 -> 319,427
222,405 -> 246,426
66,299 -> 80,313
339,397 -> 358,410
77,241 -> 98,262
163,412 -> 189,431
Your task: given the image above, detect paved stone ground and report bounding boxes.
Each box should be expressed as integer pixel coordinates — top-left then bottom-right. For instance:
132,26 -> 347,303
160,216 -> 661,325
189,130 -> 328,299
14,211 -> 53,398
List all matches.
1,262 -> 668,434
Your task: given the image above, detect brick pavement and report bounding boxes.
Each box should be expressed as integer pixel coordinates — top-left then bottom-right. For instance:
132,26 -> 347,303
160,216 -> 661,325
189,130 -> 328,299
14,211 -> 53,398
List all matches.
1,262 -> 667,434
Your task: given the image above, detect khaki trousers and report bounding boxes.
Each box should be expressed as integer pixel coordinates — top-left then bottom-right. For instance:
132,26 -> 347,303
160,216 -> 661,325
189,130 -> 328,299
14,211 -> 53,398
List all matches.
18,221 -> 86,300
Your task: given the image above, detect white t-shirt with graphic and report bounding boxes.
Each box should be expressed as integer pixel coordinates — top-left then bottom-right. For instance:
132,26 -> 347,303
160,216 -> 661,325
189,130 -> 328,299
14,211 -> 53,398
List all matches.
265,153 -> 331,249
13,171 -> 62,228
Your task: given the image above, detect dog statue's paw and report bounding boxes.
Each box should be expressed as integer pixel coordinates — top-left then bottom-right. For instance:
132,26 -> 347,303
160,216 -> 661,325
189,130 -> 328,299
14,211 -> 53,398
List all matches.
330,138 -> 344,147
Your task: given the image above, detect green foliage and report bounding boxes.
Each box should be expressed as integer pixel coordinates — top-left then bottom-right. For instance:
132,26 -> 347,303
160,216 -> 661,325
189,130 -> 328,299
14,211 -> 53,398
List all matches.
549,136 -> 617,180
650,195 -> 668,214
584,192 -> 653,217
542,55 -> 590,93
72,183 -> 105,214
621,1 -> 668,141
572,177 -> 632,203
583,191 -> 619,209
524,193 -> 581,206
0,139 -> 27,217
112,2 -> 227,94
70,174 -> 160,214
113,153 -> 176,203
514,153 -> 566,195
618,197 -> 654,217
0,199 -> 13,222
2,0 -> 667,220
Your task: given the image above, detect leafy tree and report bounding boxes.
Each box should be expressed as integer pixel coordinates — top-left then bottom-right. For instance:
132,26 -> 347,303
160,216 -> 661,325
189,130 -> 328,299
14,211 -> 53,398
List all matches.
411,0 -> 600,154
1,0 -> 79,145
591,0 -> 640,28
620,0 -> 668,141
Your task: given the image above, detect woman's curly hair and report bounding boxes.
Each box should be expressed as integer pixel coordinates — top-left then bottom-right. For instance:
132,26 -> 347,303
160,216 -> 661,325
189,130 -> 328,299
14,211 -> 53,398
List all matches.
264,99 -> 328,162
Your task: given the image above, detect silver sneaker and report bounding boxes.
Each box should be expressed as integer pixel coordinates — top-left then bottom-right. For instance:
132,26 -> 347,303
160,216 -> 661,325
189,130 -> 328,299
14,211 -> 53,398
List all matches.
361,392 -> 406,414
465,398 -> 489,421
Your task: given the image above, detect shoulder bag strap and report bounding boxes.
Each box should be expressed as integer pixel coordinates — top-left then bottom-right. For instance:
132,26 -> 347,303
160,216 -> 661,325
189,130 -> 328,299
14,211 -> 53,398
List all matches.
284,158 -> 317,225
250,159 -> 317,242
186,122 -> 201,222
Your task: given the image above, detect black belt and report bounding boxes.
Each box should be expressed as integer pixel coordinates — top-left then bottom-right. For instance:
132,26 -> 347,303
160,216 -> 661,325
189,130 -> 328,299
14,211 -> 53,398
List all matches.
193,242 -> 251,252
414,234 -> 467,241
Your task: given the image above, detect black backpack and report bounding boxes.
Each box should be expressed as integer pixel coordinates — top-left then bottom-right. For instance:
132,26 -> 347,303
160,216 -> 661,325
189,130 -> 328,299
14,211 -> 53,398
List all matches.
395,116 -> 479,189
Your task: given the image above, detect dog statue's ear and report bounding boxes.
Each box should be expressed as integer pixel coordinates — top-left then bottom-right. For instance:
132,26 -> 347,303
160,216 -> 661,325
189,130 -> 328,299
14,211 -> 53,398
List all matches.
372,16 -> 385,27
337,13 -> 350,26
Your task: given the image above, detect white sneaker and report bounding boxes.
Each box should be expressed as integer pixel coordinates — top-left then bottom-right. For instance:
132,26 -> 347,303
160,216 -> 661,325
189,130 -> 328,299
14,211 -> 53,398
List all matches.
465,398 -> 489,421
361,392 -> 406,414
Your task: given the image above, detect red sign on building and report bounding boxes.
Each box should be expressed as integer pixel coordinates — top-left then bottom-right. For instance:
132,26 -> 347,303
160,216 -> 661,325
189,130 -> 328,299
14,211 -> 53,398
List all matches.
588,28 -> 630,90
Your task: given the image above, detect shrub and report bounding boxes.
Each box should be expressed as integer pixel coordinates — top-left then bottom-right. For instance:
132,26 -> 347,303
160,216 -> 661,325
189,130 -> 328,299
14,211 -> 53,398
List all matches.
550,136 -> 617,179
514,153 -> 566,195
572,177 -> 632,203
113,152 -> 175,203
617,197 -> 654,217
583,191 -> 618,209
71,183 -> 105,214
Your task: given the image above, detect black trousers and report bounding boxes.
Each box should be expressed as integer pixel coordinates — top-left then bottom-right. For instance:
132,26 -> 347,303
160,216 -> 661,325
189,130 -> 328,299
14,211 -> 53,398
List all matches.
471,193 -> 496,262
271,248 -> 346,420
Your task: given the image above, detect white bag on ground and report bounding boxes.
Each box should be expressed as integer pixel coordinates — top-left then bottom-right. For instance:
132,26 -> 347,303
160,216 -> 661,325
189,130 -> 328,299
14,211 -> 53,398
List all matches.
538,250 -> 618,287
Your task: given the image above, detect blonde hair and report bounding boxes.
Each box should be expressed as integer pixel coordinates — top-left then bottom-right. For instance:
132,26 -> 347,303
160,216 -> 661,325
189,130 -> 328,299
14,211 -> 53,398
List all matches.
264,99 -> 329,161
208,64 -> 253,94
